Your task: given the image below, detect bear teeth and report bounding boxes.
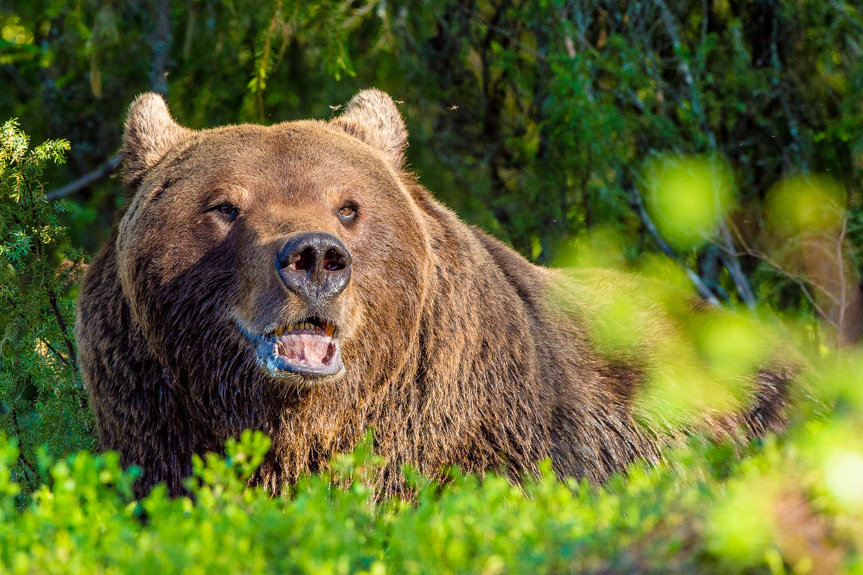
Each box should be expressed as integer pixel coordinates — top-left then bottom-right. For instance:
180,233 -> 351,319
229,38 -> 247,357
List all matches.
272,319 -> 337,339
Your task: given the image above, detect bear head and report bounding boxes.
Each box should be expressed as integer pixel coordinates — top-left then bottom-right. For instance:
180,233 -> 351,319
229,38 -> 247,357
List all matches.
116,90 -> 433,390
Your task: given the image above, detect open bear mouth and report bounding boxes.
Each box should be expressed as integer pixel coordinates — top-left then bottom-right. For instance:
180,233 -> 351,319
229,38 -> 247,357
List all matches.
244,317 -> 344,379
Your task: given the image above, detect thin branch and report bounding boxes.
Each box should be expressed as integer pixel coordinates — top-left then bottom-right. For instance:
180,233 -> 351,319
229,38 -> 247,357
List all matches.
829,0 -> 863,34
45,152 -> 121,200
836,216 -> 849,337
799,236 -> 841,261
725,219 -> 833,321
718,222 -> 756,309
181,0 -> 197,62
796,281 -> 830,324
629,186 -> 722,307
49,0 -> 171,201
253,0 -> 283,121
46,285 -> 77,372
770,14 -> 807,171
38,338 -> 71,368
339,0 -> 378,31
455,3 -> 546,61
653,0 -> 716,149
10,410 -> 39,488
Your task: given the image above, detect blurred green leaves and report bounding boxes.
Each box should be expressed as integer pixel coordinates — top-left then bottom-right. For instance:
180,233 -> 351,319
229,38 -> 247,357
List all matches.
823,450 -> 863,508
707,474 -> 779,565
643,156 -> 734,251
766,175 -> 847,238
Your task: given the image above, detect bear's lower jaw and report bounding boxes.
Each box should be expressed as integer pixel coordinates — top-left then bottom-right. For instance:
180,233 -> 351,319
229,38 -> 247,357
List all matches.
237,320 -> 345,380
261,339 -> 343,379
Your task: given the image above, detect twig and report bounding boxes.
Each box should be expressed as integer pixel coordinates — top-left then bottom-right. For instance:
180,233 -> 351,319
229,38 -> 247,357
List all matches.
10,410 -> 39,488
836,216 -> 849,338
829,0 -> 863,34
38,338 -> 71,368
339,0 -> 379,31
725,218 -> 833,320
727,216 -> 854,318
181,0 -> 196,62
253,0 -> 283,121
46,285 -> 77,372
718,222 -> 756,309
770,15 -> 807,171
45,152 -> 121,200
49,0 -> 169,200
629,186 -> 722,306
653,0 -> 716,149
455,3 -> 546,61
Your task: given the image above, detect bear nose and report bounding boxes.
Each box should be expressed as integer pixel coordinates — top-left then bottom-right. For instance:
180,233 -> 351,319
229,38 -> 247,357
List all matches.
276,232 -> 352,304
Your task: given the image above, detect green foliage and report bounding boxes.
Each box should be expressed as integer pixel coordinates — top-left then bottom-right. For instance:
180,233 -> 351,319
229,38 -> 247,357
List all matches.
643,156 -> 734,251
0,120 -> 93,493
1,1 -> 863,572
0,404 -> 859,573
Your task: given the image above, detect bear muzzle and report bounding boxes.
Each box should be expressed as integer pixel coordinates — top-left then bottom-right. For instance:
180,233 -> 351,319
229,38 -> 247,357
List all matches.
232,232 -> 353,381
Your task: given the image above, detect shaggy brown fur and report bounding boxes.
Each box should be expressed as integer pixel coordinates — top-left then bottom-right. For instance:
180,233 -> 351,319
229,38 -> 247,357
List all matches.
76,90 -> 793,496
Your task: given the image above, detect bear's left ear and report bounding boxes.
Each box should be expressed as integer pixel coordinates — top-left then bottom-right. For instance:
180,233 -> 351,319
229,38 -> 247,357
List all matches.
330,89 -> 407,169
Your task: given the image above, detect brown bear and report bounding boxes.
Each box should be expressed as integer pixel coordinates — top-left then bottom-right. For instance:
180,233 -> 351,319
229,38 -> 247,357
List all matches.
76,89 -> 793,496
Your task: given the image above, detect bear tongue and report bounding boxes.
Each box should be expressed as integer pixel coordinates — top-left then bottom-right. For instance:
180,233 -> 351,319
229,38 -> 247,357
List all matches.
279,333 -> 332,368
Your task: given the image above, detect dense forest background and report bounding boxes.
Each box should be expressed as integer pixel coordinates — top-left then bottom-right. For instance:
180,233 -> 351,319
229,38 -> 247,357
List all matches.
5,0 -> 863,300
1,1 -> 863,571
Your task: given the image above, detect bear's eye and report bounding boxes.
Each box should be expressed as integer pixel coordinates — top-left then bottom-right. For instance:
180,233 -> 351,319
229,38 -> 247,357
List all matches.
212,202 -> 239,220
336,203 -> 358,224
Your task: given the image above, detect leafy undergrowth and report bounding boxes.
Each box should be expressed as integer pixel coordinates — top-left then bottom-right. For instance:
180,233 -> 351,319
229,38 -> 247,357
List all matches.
1,398 -> 862,575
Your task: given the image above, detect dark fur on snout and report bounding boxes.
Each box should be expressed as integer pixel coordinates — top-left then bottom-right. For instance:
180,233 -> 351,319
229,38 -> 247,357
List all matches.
76,90 -> 794,496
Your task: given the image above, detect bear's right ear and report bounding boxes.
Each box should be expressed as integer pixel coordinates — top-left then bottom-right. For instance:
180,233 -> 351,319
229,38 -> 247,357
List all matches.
330,89 -> 407,169
123,93 -> 192,187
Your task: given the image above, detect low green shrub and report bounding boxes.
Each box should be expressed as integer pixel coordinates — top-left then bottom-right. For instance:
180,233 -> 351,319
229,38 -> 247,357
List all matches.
0,410 -> 859,574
